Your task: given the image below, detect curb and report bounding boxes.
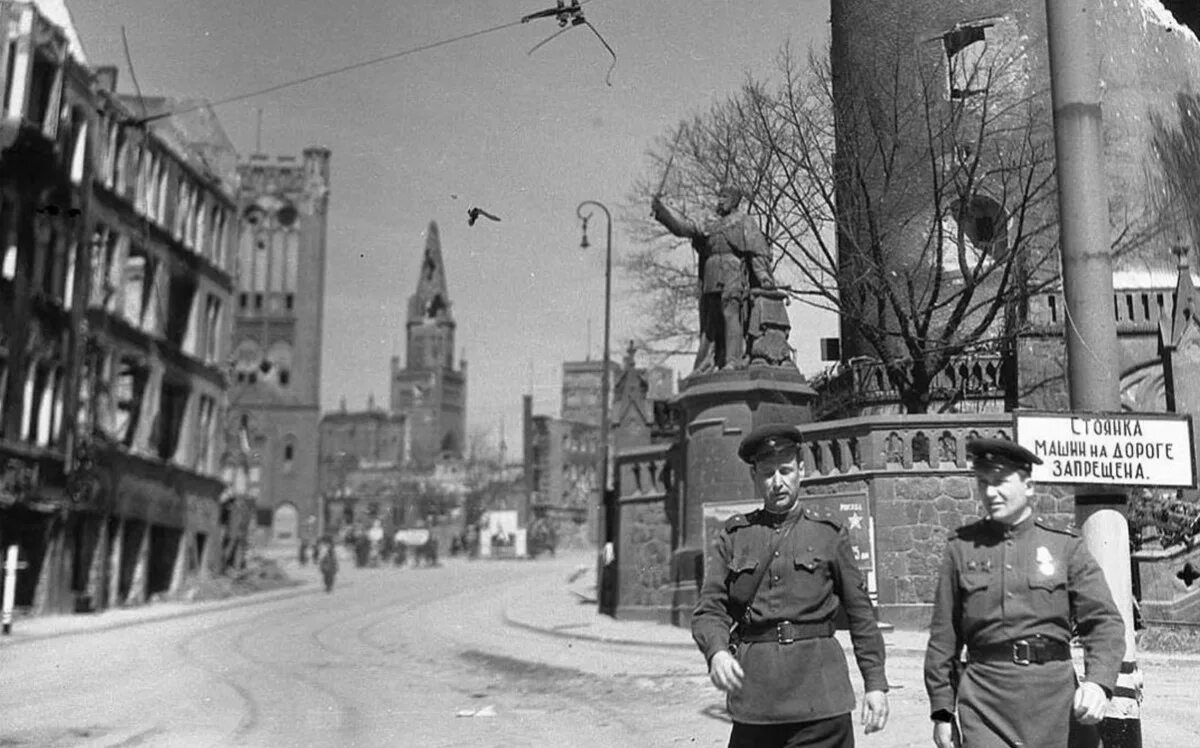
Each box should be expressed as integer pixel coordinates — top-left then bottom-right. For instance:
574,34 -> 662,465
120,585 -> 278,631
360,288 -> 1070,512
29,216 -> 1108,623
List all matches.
502,609 -> 698,650
0,578 -> 333,646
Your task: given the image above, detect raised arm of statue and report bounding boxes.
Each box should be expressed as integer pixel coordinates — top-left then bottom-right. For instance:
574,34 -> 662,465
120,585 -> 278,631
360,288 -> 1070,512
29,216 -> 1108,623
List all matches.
651,196 -> 702,240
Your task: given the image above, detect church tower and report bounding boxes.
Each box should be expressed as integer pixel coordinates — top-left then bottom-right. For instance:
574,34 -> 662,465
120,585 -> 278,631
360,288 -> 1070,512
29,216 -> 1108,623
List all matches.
389,222 -> 467,467
231,146 -> 330,542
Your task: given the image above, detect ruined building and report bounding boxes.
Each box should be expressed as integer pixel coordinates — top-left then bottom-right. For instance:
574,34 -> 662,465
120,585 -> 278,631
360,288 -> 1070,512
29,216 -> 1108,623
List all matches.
389,221 -> 466,469
1,0 -> 243,614
231,148 -> 330,545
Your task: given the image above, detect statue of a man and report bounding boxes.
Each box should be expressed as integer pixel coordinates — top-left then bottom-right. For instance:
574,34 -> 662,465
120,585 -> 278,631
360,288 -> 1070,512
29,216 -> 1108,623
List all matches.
651,187 -> 777,372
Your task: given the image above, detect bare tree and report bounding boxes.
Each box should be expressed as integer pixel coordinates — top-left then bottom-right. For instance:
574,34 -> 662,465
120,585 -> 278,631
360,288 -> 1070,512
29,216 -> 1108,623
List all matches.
1149,92 -> 1200,249
627,39 -> 1074,412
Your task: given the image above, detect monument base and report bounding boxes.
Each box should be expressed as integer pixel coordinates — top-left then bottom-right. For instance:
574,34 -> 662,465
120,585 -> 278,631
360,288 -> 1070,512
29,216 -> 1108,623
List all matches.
670,366 -> 816,626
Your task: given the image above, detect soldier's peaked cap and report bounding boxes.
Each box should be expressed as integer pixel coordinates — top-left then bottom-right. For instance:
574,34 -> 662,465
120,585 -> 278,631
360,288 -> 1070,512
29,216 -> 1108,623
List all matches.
966,437 -> 1042,470
738,423 -> 804,464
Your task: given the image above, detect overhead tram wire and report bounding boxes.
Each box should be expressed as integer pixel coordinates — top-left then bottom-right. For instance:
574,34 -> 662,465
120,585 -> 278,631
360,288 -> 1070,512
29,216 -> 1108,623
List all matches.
132,16 -> 531,126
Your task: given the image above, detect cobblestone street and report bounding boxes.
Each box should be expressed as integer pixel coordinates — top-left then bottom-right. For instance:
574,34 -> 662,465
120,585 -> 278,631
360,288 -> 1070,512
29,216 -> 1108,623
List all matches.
1,550 -> 1197,747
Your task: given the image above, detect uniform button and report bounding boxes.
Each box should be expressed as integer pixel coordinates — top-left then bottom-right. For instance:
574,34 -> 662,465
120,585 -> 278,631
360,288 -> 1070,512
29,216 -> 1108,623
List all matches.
1006,592 -> 1014,598
775,528 -> 781,534
774,551 -> 780,557
773,576 -> 780,582
1005,564 -> 1012,570
1006,540 -> 1013,546
807,546 -> 814,552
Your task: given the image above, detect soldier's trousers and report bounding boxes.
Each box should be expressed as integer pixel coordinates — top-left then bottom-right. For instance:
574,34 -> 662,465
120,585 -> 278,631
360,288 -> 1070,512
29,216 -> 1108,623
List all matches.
728,713 -> 852,748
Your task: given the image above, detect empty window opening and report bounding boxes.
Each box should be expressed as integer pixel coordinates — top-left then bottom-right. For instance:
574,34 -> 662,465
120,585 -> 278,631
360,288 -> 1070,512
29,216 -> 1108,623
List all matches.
165,273 -> 198,348
155,379 -> 191,460
944,23 -> 993,99
113,357 -> 149,446
1162,1 -> 1200,37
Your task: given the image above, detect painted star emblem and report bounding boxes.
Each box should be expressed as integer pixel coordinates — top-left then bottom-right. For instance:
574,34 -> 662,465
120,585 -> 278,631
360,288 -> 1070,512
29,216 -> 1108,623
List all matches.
847,512 -> 863,530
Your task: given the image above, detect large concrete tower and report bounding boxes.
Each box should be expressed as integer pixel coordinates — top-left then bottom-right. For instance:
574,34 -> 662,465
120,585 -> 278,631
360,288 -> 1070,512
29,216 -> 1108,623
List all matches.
231,146 -> 330,543
389,221 -> 467,467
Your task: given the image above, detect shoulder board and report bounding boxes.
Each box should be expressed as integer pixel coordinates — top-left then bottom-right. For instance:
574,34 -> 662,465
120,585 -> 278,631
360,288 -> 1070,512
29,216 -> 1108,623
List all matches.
1035,516 -> 1079,536
802,504 -> 843,529
724,513 -> 751,532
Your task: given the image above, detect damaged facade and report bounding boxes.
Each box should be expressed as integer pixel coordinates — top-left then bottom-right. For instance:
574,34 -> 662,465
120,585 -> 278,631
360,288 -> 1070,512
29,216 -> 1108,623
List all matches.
0,1 -> 241,615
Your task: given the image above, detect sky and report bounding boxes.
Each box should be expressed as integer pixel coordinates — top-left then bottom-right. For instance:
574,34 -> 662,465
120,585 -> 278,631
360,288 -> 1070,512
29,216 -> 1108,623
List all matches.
67,0 -> 838,457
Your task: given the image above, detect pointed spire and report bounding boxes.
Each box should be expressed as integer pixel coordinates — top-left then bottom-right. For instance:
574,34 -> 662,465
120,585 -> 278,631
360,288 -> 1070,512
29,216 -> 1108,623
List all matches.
408,220 -> 453,324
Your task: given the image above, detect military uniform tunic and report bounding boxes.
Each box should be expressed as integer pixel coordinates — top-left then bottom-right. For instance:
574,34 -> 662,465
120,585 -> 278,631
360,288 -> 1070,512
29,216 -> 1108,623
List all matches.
923,515 -> 1125,747
692,505 -> 888,724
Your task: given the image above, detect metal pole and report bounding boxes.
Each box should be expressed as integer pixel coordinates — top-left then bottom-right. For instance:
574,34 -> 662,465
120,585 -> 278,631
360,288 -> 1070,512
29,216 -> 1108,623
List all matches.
577,200 -> 615,613
1044,1 -> 1141,743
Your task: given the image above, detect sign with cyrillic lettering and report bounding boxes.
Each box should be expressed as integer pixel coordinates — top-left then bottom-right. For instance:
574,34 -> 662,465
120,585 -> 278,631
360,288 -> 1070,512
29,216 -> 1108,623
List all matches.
1014,412 -> 1196,488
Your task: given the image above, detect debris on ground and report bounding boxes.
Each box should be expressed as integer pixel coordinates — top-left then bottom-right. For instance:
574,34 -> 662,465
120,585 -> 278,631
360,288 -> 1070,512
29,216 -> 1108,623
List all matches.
174,555 -> 301,603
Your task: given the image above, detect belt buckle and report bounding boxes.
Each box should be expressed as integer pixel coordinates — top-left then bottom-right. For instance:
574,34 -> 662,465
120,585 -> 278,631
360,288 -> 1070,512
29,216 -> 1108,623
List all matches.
777,623 -> 796,645
1012,639 -> 1032,666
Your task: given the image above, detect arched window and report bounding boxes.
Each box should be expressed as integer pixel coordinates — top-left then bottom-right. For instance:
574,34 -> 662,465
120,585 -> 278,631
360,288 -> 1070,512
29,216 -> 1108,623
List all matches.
283,435 -> 296,474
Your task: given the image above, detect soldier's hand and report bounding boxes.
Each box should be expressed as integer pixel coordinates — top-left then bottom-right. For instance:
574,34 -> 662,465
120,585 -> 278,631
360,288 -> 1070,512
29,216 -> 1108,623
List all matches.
861,689 -> 888,733
932,720 -> 961,748
708,650 -> 744,694
1072,681 -> 1108,725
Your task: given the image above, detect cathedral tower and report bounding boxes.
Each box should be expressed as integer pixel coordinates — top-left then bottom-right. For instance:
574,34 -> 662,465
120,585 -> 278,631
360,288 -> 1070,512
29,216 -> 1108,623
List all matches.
389,222 -> 467,467
231,146 -> 330,542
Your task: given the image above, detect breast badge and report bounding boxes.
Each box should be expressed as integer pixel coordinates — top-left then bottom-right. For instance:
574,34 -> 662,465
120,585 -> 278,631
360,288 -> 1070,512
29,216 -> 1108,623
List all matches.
1036,546 -> 1056,576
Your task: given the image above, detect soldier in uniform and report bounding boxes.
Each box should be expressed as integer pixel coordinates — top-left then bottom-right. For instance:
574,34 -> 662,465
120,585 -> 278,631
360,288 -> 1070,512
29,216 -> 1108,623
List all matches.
923,438 -> 1126,747
651,187 -> 776,372
692,423 -> 889,747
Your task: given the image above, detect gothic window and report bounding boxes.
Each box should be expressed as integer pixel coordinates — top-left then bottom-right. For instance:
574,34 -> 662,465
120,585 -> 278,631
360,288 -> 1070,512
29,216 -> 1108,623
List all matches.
269,229 -> 285,293
253,235 -> 268,293
284,232 -> 299,292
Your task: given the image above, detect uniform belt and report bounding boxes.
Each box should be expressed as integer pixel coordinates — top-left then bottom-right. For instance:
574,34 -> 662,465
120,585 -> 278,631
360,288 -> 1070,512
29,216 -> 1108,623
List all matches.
736,620 -> 835,644
968,637 -> 1071,665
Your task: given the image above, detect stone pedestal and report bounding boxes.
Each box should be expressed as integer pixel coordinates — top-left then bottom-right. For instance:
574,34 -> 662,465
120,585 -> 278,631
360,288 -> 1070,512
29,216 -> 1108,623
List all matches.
669,366 -> 816,626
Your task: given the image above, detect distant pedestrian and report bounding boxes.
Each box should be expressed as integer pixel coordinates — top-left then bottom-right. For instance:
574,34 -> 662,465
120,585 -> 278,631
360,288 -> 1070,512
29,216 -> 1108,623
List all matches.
318,543 -> 339,593
692,423 -> 889,747
923,438 -> 1125,747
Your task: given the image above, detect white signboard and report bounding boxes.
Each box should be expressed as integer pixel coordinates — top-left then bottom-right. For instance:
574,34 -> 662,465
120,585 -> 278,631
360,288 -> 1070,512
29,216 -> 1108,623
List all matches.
1015,412 -> 1196,488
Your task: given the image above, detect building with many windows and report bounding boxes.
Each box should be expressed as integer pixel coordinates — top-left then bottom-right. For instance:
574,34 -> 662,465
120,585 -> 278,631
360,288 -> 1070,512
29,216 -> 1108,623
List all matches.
0,0 -> 242,615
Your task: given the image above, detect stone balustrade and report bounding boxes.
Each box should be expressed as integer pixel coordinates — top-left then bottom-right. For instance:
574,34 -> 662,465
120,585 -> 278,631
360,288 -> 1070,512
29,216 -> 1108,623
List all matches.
814,353 -> 1008,419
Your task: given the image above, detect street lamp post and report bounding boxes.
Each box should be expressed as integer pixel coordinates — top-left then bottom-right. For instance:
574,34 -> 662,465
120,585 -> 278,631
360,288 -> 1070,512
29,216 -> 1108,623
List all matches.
576,200 -> 615,614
